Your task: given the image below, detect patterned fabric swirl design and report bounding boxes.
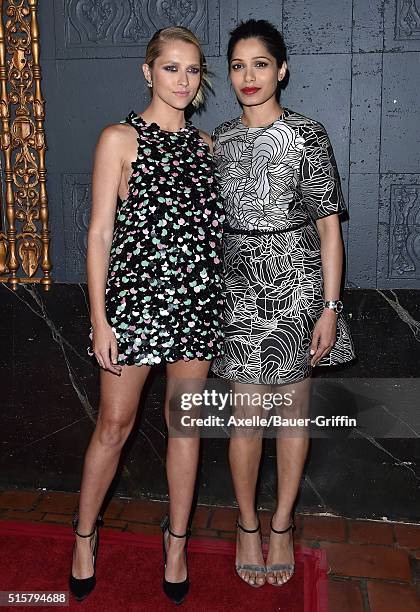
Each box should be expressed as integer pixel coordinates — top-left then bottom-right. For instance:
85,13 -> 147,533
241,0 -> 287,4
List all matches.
211,109 -> 356,384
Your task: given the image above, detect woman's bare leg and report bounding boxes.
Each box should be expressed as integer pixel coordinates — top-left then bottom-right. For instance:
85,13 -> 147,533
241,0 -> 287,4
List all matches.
266,376 -> 311,585
229,383 -> 269,586
163,359 -> 210,583
72,364 -> 151,579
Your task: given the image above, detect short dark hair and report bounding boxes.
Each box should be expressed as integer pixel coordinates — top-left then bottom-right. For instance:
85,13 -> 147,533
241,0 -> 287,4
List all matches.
227,19 -> 287,67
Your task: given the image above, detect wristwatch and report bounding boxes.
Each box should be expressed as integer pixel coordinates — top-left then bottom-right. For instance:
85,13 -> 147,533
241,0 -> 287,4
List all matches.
324,300 -> 343,314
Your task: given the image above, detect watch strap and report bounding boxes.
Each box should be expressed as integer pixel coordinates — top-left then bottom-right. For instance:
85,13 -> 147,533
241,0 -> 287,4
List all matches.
324,300 -> 343,313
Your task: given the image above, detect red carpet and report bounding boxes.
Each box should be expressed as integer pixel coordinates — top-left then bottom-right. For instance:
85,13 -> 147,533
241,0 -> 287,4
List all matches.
0,520 -> 328,611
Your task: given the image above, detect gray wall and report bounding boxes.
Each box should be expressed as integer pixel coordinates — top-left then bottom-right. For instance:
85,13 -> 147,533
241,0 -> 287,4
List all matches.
39,1 -> 420,288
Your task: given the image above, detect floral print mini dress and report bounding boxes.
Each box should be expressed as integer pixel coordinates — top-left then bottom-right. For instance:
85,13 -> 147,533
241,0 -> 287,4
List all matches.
211,109 -> 355,384
89,112 -> 225,366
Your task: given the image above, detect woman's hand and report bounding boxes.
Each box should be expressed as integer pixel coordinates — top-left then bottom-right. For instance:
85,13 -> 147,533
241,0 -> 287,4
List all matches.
92,321 -> 122,375
309,309 -> 337,367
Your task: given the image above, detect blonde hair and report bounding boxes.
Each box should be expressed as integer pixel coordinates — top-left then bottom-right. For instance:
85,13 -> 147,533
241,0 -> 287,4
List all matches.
145,26 -> 209,109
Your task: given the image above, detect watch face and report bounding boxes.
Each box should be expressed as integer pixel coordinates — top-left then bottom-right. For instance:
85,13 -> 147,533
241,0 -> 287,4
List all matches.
336,300 -> 344,313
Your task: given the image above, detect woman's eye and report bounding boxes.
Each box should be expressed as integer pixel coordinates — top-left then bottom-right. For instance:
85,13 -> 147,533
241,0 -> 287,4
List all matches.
231,63 -> 242,70
164,65 -> 177,71
256,62 -> 268,68
188,67 -> 200,74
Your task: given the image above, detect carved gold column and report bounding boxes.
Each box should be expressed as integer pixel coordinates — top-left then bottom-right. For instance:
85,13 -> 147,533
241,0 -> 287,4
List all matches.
0,0 -> 51,290
0,0 -> 15,281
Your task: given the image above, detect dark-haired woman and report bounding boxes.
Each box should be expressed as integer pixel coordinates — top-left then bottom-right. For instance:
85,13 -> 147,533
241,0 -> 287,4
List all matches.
212,19 -> 355,588
69,27 -> 224,605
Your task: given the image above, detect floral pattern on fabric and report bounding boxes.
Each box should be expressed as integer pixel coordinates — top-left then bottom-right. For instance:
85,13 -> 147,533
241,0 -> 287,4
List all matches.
211,110 -> 355,384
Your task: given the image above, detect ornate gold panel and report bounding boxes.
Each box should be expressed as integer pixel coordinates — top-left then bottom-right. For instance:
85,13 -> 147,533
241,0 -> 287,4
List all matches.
0,0 -> 51,290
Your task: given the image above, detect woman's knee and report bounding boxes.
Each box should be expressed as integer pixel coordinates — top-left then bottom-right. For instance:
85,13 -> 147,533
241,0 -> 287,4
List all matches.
96,415 -> 133,449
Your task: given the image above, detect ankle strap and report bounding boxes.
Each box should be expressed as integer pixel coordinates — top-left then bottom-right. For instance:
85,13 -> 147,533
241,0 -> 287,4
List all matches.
160,514 -> 190,539
236,517 -> 261,533
270,517 -> 295,534
74,526 -> 96,538
168,526 -> 190,539
72,513 -> 102,538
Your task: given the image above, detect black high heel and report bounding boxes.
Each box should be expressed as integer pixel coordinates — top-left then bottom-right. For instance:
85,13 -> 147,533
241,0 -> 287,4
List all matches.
69,514 -> 102,602
160,514 -> 190,605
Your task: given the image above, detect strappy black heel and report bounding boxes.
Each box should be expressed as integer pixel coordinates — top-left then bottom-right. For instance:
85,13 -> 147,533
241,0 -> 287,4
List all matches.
160,514 -> 190,605
235,517 -> 266,587
69,514 -> 102,602
266,517 -> 296,586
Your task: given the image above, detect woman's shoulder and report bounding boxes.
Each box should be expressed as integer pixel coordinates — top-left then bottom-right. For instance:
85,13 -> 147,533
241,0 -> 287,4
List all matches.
283,109 -> 329,139
212,117 -> 241,141
94,122 -> 137,163
98,121 -> 135,144
99,123 -> 133,151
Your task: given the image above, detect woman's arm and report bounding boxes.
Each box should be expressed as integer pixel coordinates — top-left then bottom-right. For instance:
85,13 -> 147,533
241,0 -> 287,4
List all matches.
87,125 -> 126,374
317,214 -> 343,303
309,214 -> 343,366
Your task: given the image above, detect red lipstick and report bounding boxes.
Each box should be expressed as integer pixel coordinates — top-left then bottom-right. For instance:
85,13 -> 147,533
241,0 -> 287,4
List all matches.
241,87 -> 260,95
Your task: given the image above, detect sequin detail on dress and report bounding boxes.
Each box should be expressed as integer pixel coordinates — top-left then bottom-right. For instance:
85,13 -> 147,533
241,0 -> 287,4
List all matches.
88,112 -> 225,366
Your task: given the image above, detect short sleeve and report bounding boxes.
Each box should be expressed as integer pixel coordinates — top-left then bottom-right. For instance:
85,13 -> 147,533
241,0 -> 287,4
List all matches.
300,124 -> 346,221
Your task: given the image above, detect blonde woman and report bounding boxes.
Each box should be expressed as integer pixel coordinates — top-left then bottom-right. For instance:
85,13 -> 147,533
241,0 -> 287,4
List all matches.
69,27 -> 224,605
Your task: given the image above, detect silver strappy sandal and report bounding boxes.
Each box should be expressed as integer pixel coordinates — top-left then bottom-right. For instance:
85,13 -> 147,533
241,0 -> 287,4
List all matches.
235,518 -> 266,588
266,518 -> 295,586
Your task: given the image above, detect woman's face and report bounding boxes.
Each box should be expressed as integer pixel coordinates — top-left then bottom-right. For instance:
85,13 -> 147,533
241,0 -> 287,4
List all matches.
143,40 -> 202,111
229,37 -> 286,108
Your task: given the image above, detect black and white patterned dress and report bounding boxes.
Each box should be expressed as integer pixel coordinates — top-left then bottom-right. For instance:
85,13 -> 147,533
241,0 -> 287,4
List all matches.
211,109 -> 355,385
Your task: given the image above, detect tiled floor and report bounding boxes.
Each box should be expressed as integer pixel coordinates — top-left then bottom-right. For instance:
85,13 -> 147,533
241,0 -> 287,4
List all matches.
0,489 -> 419,611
